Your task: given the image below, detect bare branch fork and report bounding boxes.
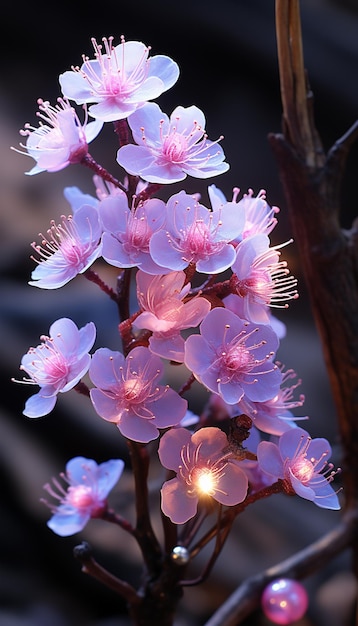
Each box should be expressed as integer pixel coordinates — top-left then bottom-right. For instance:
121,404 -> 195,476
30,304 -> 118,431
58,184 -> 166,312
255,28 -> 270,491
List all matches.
203,1 -> 358,623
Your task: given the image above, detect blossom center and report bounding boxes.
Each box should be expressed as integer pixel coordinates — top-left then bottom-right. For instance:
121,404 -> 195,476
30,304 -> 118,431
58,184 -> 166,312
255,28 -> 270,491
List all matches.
290,456 -> 314,483
192,467 -> 217,496
67,485 -> 95,508
222,344 -> 254,373
162,133 -> 188,163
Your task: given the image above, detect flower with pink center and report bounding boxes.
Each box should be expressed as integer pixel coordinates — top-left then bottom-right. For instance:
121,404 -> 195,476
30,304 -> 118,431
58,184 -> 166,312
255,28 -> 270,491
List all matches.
59,36 -> 179,122
158,427 -> 248,524
29,205 -> 103,289
257,426 -> 341,509
98,194 -> 166,274
149,191 -> 244,274
117,103 -> 229,183
89,346 -> 187,443
230,234 -> 298,324
133,270 -> 211,362
208,185 -> 279,240
18,318 -> 96,418
43,456 -> 124,536
13,98 -> 103,175
237,366 -> 307,435
184,307 -> 282,405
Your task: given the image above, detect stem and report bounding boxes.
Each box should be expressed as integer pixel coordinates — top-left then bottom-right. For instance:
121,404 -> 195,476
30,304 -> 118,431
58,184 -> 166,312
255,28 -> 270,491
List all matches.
73,541 -> 140,604
80,153 -> 127,191
84,268 -> 119,302
203,509 -> 358,626
189,481 -> 286,559
181,506 -> 233,587
127,440 -> 163,576
102,507 -> 136,535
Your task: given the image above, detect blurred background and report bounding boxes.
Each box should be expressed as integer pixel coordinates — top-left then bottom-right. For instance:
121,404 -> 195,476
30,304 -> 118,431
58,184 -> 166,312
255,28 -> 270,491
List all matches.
1,0 -> 358,624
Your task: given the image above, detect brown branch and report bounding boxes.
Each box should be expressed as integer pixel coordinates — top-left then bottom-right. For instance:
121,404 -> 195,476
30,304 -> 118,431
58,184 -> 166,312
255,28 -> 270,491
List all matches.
73,541 -> 140,604
127,441 -> 163,576
203,510 -> 357,626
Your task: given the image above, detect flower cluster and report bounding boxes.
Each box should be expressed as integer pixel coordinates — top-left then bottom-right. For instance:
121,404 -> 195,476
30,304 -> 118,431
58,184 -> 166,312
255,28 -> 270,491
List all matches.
13,36 -> 340,618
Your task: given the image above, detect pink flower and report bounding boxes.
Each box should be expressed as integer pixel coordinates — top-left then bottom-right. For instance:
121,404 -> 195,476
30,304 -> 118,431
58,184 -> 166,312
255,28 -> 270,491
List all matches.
13,98 -> 103,175
59,37 -> 179,122
158,427 -> 248,524
208,185 -> 279,240
29,205 -> 103,289
43,456 -> 124,536
184,307 -> 282,405
99,195 -> 166,274
18,318 -> 96,417
230,234 -> 298,324
257,427 -> 341,509
117,103 -> 229,183
89,346 -> 187,443
133,270 -> 211,362
149,191 -> 244,274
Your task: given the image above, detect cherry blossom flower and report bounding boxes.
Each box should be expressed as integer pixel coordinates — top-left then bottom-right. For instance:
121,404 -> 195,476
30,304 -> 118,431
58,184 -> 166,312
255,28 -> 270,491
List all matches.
13,98 -> 103,175
89,346 -> 187,443
149,191 -> 244,274
257,427 -> 341,509
229,234 -> 298,324
59,36 -> 179,122
29,205 -> 103,289
133,270 -> 211,362
184,307 -> 282,405
158,427 -> 248,524
99,195 -> 166,274
43,456 -> 124,536
117,103 -> 229,183
18,318 -> 96,418
208,185 -> 279,241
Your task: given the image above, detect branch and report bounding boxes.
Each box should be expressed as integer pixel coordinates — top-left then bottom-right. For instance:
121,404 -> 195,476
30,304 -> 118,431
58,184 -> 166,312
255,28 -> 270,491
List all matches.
73,541 -> 140,604
127,441 -> 163,576
203,510 -> 357,626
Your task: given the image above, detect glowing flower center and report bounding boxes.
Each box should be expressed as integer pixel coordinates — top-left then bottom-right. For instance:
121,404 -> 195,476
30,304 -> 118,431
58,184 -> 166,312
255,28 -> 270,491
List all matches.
291,456 -> 314,483
192,467 -> 217,495
67,484 -> 94,508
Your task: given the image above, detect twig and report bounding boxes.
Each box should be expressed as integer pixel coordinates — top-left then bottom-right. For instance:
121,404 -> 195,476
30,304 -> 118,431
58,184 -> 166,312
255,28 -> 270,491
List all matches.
73,541 -> 140,604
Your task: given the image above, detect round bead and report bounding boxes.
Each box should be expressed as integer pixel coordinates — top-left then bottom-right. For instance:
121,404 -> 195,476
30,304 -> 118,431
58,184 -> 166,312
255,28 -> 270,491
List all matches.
261,578 -> 308,625
170,545 -> 190,566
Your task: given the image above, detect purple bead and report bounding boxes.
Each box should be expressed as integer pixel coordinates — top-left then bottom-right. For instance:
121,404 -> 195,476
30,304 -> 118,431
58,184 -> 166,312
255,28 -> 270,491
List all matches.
261,578 -> 308,624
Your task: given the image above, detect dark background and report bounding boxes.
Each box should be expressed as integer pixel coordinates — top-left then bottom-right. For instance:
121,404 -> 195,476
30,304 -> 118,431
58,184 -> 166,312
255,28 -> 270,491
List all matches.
1,1 -> 358,624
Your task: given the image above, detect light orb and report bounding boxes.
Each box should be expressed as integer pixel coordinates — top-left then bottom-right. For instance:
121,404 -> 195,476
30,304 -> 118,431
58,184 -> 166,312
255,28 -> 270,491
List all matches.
261,578 -> 308,624
171,545 -> 190,566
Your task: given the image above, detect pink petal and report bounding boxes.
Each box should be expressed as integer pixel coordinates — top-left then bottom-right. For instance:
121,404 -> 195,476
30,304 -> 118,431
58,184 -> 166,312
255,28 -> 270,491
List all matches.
161,477 -> 198,524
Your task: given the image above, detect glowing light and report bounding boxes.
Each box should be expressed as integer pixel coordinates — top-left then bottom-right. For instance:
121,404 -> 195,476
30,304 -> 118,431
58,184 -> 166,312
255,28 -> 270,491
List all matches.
194,468 -> 217,495
261,578 -> 308,625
